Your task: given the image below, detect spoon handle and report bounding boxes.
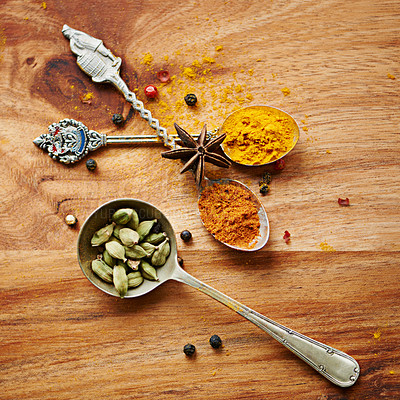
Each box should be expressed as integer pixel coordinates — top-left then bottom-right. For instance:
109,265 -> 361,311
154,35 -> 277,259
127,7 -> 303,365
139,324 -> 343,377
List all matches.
172,266 -> 360,387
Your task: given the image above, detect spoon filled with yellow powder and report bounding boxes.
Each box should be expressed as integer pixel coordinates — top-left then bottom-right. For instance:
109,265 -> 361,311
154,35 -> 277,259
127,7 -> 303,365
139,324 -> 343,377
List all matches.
220,105 -> 300,166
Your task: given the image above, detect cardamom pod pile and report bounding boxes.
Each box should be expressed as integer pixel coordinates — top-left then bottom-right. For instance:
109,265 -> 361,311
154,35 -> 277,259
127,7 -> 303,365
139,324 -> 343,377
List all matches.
90,207 -> 171,298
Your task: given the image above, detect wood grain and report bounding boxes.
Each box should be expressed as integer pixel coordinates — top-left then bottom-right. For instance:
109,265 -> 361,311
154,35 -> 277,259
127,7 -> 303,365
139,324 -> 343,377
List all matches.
0,0 -> 399,399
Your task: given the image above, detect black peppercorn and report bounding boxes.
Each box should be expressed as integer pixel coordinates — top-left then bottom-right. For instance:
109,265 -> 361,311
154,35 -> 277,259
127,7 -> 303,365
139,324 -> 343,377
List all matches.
180,230 -> 192,242
261,172 -> 272,185
177,256 -> 184,267
86,159 -> 97,171
209,335 -> 222,349
112,113 -> 124,125
183,343 -> 196,356
184,93 -> 197,106
259,183 -> 269,195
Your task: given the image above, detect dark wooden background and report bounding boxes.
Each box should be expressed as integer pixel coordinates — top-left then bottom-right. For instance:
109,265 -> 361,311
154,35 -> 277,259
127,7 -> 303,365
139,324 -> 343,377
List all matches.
0,0 -> 399,399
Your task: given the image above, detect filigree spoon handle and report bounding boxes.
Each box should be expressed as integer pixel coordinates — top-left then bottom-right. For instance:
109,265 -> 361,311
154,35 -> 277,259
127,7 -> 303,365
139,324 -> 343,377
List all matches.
62,24 -> 177,149
172,266 -> 360,388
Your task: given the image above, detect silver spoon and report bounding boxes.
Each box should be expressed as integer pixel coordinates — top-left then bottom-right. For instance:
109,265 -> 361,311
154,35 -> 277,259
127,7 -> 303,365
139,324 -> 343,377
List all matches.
60,25 -> 299,167
77,198 -> 360,388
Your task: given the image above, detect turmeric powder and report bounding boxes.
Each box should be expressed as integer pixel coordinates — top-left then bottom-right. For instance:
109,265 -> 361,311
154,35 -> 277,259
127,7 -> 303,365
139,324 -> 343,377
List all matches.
221,106 -> 299,165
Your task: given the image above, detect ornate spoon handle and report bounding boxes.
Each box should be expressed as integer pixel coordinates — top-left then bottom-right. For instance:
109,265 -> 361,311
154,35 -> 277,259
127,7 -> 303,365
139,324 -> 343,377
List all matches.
172,265 -> 360,387
33,119 -> 202,164
62,25 -> 176,150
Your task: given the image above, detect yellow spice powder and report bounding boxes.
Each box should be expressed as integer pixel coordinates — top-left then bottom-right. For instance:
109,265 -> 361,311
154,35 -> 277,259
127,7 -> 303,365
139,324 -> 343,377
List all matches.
222,106 -> 298,165
141,52 -> 153,65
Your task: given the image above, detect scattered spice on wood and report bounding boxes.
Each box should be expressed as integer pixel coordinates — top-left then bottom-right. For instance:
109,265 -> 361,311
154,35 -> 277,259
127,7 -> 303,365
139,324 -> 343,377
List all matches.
157,70 -> 170,83
86,159 -> 97,171
274,159 -> 286,170
144,84 -> 158,98
180,230 -> 192,242
261,172 -> 272,184
141,52 -> 153,65
184,93 -> 197,106
319,241 -> 336,252
112,113 -> 124,125
283,230 -> 291,243
338,197 -> 350,206
65,214 -> 77,226
209,335 -> 222,349
80,92 -> 93,104
259,183 -> 269,195
373,328 -> 382,340
183,343 -> 196,356
222,107 -> 297,166
198,183 -> 260,249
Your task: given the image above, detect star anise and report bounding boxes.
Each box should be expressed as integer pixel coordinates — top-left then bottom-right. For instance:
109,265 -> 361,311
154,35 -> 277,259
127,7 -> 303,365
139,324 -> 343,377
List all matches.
161,123 -> 231,185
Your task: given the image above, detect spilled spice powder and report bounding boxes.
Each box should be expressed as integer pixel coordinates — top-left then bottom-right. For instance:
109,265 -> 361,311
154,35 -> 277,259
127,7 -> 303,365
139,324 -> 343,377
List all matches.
198,183 -> 260,249
319,241 -> 336,252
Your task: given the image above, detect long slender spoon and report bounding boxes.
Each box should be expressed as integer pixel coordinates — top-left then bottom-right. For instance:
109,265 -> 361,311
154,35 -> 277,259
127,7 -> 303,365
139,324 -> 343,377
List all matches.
78,198 -> 360,388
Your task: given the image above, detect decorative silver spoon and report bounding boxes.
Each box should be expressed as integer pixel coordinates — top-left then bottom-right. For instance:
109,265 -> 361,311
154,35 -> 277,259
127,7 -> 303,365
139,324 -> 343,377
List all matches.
77,198 -> 360,388
59,26 -> 299,167
32,118 -> 195,164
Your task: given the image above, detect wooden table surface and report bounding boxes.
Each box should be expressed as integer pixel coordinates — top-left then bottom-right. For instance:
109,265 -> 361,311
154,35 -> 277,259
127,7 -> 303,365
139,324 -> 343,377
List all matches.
1,0 -> 399,399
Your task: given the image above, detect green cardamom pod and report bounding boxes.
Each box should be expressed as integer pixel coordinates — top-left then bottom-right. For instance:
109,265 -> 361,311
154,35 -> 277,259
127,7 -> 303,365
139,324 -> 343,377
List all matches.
126,259 -> 140,271
127,271 -> 142,279
124,244 -> 148,259
112,208 -> 134,225
102,249 -> 116,267
107,236 -> 123,246
119,228 -> 140,247
105,241 -> 127,262
126,209 -> 139,230
117,260 -> 130,273
127,271 -> 144,288
91,222 -> 115,246
136,219 -> 157,241
112,224 -> 123,239
139,260 -> 159,281
113,265 -> 128,298
91,259 -> 113,283
139,242 -> 157,256
144,232 -> 167,245
151,238 -> 171,267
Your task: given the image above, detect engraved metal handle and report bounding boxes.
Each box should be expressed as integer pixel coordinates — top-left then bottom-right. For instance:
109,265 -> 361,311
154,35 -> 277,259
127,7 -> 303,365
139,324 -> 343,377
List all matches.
62,25 -> 177,150
33,119 -> 202,164
172,265 -> 360,387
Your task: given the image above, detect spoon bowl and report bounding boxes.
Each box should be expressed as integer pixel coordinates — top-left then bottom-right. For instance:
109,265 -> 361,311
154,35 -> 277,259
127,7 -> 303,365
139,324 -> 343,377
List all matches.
77,199 -> 359,388
219,105 -> 300,167
198,178 -> 269,251
77,198 -> 176,298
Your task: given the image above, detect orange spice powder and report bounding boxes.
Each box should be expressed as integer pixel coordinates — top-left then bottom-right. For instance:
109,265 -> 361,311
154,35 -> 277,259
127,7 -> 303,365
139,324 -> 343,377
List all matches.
198,183 -> 260,249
